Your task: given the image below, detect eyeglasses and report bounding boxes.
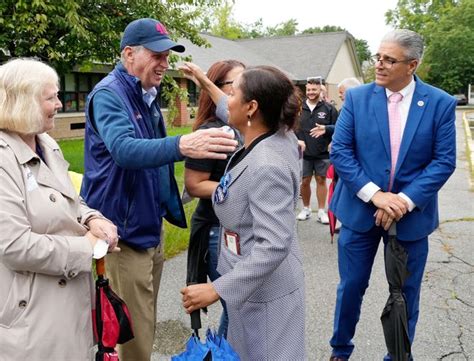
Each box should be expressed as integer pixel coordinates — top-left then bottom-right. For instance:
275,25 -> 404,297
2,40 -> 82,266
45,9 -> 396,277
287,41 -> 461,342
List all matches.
371,55 -> 415,69
217,80 -> 234,87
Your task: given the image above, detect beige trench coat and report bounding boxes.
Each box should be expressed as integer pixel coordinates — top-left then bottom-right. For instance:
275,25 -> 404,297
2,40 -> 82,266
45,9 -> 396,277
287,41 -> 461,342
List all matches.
0,131 -> 100,361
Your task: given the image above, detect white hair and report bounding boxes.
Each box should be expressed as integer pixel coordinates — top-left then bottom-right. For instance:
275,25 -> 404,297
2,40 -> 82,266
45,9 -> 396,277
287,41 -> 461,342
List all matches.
120,45 -> 145,64
381,29 -> 424,61
338,77 -> 362,90
0,58 -> 59,134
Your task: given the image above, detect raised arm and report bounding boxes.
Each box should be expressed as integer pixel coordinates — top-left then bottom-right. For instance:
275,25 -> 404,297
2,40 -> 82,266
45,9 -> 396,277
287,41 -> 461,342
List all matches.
179,62 -> 226,109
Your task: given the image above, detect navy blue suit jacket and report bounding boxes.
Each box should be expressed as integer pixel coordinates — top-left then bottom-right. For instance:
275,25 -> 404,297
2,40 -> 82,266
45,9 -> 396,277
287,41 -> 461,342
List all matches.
330,77 -> 456,241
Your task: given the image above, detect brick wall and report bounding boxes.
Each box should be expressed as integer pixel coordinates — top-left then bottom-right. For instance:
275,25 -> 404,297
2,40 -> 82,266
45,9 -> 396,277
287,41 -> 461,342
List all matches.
172,78 -> 190,127
47,113 -> 86,140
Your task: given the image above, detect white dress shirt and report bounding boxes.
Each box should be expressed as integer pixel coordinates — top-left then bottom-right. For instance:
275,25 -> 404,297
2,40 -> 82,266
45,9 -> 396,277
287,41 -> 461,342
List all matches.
356,78 -> 416,211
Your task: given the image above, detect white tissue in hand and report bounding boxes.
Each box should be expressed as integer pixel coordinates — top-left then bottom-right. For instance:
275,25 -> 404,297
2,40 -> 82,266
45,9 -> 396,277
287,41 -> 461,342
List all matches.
93,239 -> 108,259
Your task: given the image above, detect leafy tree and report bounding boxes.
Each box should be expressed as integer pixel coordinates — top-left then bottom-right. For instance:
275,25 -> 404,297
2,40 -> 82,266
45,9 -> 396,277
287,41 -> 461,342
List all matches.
0,0 -> 220,74
362,61 -> 376,83
0,0 -> 222,123
241,18 -> 266,39
206,0 -> 244,39
422,0 -> 474,93
302,25 -> 345,34
265,19 -> 299,37
385,0 -> 473,94
385,0 -> 457,40
354,39 -> 371,63
301,25 -> 371,64
203,1 -> 298,39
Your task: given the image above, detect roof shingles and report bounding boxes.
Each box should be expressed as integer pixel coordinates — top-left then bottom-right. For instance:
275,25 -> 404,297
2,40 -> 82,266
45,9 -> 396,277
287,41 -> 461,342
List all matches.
177,32 -> 352,81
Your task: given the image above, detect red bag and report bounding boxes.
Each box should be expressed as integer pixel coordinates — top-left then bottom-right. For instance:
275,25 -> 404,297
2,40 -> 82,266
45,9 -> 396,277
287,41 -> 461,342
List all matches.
94,278 -> 134,347
94,258 -> 134,361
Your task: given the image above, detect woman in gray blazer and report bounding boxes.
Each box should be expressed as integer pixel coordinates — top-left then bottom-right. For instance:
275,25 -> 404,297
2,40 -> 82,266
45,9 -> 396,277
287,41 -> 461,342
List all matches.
181,65 -> 305,360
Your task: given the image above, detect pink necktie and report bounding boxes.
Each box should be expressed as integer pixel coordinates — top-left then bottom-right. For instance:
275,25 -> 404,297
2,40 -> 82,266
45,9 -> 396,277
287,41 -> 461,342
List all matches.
388,92 -> 403,191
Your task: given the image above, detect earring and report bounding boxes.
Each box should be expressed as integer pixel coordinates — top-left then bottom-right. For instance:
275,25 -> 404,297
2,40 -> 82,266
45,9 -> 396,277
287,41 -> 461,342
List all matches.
247,114 -> 251,127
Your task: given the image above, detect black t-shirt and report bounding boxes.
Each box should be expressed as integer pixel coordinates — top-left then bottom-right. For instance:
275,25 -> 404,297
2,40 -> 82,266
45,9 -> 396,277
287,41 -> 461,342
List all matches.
296,100 -> 338,160
185,118 -> 242,224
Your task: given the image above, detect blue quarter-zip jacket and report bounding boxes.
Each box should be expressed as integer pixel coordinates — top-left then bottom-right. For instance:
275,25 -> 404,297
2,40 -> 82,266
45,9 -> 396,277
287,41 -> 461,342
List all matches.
80,63 -> 186,249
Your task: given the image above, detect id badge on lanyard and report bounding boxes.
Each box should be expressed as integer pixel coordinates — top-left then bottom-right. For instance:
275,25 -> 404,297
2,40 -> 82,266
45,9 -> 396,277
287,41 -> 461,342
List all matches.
224,230 -> 241,256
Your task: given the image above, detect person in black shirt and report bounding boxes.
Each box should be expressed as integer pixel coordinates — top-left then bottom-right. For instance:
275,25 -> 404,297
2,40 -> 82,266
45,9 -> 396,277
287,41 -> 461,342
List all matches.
296,78 -> 338,223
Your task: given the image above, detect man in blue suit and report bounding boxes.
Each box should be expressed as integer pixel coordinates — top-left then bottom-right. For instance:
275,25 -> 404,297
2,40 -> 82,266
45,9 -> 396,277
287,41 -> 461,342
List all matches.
328,29 -> 456,360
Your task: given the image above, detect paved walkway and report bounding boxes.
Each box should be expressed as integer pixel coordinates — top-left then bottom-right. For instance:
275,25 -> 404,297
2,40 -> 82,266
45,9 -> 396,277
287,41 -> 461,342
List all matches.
152,111 -> 473,360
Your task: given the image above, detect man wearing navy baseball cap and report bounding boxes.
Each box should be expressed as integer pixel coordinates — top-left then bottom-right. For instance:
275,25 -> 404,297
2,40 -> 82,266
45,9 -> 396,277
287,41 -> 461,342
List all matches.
120,17 -> 186,53
81,18 -> 237,361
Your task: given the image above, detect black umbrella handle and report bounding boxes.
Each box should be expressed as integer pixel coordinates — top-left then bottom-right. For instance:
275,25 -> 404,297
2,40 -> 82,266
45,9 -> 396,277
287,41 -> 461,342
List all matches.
388,222 -> 397,238
187,282 -> 202,332
190,309 -> 202,332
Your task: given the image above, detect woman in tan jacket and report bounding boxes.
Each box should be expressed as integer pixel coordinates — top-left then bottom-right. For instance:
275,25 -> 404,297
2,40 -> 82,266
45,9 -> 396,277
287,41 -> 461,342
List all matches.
0,58 -> 118,360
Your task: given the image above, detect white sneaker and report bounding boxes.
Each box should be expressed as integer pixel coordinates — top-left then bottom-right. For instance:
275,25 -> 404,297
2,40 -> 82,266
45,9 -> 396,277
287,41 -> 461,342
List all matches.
317,209 -> 329,224
297,207 -> 312,221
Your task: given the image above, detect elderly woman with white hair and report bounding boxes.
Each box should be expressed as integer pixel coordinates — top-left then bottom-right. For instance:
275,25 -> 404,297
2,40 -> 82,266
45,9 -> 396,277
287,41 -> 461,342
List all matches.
0,58 -> 118,360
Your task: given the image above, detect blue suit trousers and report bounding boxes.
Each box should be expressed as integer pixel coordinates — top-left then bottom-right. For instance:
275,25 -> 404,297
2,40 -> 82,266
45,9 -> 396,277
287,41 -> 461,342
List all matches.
330,225 -> 428,359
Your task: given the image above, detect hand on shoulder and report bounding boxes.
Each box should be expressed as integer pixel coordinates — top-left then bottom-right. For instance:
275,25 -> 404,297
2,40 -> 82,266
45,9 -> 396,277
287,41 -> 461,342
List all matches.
180,128 -> 238,160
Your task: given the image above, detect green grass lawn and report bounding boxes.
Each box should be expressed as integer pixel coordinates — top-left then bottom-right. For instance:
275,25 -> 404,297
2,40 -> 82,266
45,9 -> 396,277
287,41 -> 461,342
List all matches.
59,126 -> 196,259
59,138 -> 87,174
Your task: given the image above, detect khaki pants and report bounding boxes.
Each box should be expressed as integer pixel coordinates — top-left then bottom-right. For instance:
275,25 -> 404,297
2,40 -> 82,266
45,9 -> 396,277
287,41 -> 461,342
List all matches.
105,238 -> 164,361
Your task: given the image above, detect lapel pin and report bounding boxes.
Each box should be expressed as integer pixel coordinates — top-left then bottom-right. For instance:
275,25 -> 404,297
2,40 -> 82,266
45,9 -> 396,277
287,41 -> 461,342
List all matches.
214,172 -> 231,204
417,100 -> 424,107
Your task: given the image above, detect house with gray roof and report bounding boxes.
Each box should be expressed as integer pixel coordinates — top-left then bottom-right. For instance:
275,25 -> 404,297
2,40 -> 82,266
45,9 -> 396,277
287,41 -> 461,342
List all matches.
177,34 -> 286,75
162,31 -> 363,127
242,32 -> 362,85
177,32 -> 362,93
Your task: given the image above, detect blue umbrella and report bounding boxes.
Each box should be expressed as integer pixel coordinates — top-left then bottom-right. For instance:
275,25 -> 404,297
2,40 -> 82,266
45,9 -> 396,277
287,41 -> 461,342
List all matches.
172,328 -> 239,360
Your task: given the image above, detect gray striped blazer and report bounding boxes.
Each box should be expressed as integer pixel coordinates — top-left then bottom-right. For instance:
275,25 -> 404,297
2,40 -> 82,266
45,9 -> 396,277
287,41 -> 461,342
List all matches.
213,129 -> 306,360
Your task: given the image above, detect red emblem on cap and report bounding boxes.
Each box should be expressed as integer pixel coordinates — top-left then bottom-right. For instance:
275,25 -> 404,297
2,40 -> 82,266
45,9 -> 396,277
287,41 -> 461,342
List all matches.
156,23 -> 168,35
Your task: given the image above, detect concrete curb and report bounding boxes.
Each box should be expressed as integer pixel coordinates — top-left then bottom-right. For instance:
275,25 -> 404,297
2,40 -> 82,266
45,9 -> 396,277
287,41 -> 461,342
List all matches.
463,110 -> 474,189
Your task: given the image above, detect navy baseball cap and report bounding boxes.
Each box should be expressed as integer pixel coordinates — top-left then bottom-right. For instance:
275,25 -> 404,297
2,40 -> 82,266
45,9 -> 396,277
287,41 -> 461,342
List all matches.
120,18 -> 185,53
